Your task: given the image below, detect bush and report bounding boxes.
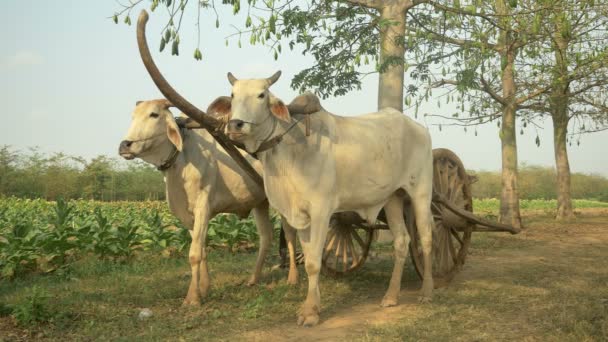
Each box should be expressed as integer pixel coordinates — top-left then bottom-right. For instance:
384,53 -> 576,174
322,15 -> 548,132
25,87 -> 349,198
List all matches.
469,165 -> 608,201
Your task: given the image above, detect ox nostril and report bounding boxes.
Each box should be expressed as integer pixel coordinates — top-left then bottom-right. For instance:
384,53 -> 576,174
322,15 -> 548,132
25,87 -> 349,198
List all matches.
228,120 -> 245,132
120,140 -> 133,149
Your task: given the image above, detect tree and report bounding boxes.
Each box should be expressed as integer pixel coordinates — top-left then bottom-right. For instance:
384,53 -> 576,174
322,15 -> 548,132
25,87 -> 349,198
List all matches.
402,0 -> 563,228
0,146 -> 18,196
81,156 -> 115,201
113,0 -> 436,112
516,0 -> 608,219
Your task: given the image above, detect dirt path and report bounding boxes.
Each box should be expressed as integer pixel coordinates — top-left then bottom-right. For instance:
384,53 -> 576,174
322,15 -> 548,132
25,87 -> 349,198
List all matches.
238,214 -> 608,341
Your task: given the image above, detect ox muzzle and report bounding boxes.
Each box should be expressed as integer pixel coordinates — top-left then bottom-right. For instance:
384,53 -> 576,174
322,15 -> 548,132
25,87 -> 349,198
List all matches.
118,140 -> 135,160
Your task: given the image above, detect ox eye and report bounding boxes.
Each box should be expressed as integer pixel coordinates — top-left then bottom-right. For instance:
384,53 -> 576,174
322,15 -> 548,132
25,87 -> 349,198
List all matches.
258,93 -> 265,99
231,93 -> 234,98
149,112 -> 160,118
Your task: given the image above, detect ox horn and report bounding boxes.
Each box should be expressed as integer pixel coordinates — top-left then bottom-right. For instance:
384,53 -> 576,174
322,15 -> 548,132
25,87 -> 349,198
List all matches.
227,72 -> 238,85
267,71 -> 282,86
136,10 -> 212,127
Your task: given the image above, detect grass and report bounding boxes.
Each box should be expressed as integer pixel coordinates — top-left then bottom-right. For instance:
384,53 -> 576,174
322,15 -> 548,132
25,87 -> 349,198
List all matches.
1,210 -> 607,341
360,215 -> 608,341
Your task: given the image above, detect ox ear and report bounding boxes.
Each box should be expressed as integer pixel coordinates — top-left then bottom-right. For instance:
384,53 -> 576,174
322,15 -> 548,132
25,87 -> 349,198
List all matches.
269,94 -> 290,122
165,116 -> 183,151
207,96 -> 232,118
136,100 -> 143,106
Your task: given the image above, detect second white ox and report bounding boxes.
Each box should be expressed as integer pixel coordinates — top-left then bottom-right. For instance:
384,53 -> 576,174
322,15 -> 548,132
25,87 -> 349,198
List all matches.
209,71 -> 435,326
118,99 -> 299,305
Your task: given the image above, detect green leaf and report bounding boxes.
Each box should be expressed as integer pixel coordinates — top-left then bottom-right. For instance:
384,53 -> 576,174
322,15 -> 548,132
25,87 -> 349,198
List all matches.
171,40 -> 179,56
112,14 -> 118,24
269,15 -> 276,34
194,48 -> 202,60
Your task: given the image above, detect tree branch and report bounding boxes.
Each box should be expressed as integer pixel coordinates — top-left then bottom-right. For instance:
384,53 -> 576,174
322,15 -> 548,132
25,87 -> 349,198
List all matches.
480,74 -> 507,107
342,0 -> 382,10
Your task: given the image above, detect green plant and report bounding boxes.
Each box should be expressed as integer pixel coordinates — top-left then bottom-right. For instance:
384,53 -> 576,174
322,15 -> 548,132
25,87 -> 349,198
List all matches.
11,286 -> 53,326
208,214 -> 258,252
141,211 -> 176,249
0,218 -> 39,279
35,198 -> 79,272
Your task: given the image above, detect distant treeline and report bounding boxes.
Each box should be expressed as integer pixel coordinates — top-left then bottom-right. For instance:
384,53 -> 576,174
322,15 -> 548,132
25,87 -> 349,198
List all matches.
470,165 -> 608,201
0,146 -> 164,201
1,146 -> 607,202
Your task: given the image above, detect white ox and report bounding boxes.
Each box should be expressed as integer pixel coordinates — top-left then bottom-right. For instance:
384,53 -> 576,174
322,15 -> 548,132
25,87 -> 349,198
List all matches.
209,72 -> 435,326
118,99 -> 299,305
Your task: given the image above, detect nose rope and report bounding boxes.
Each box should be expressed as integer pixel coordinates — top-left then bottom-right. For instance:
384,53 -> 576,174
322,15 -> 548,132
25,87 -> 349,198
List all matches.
249,114 -> 308,158
237,111 -> 272,127
128,132 -> 165,143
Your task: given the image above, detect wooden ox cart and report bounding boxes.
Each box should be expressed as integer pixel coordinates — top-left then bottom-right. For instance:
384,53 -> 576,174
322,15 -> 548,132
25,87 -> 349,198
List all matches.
135,10 -> 519,287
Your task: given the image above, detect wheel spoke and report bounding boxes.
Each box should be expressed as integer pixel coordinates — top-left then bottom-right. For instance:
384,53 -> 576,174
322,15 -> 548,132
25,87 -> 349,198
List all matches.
431,202 -> 443,215
447,228 -> 458,264
447,165 -> 458,199
351,228 -> 366,249
343,235 -> 350,271
334,231 -> 342,257
441,161 -> 450,196
350,231 -> 360,267
450,228 -> 464,247
325,229 -> 337,253
449,178 -> 463,202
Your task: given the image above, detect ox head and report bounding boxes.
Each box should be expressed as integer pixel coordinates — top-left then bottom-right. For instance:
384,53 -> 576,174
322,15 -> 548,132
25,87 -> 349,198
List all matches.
119,99 -> 183,161
207,71 -> 290,153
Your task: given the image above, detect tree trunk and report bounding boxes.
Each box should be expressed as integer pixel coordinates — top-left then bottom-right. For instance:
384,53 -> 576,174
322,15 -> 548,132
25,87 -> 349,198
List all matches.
497,0 -> 522,229
550,13 -> 574,220
377,3 -> 408,112
553,112 -> 574,219
499,99 -> 523,229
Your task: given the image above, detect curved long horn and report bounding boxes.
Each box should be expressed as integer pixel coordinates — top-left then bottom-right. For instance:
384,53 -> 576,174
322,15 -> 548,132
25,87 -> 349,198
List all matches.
136,10 -> 264,187
136,10 -> 214,128
227,72 -> 238,85
267,71 -> 282,86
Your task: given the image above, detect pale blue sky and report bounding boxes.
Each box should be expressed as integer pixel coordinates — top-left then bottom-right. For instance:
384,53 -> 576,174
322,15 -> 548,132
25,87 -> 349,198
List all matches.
1,0 -> 606,176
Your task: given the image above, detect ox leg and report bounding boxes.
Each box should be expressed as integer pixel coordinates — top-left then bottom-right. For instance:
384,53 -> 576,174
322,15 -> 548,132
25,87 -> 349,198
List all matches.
248,201 -> 273,286
412,191 -> 434,302
281,218 -> 299,285
381,194 -> 410,307
184,205 -> 211,305
297,209 -> 330,327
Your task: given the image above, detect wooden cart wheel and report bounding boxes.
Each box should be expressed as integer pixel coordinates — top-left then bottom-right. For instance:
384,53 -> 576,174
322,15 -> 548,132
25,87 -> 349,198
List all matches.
322,216 -> 373,276
408,148 -> 473,285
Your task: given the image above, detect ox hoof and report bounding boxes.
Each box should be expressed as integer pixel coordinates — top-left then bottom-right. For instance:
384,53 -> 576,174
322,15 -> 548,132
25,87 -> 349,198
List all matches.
380,297 -> 398,307
246,278 -> 258,287
287,273 -> 298,286
417,295 -> 432,304
297,305 -> 320,327
182,298 -> 201,306
297,313 -> 320,327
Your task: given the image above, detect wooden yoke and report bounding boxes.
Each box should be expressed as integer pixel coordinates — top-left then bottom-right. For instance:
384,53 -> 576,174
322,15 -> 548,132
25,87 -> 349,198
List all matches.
136,10 -> 263,187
